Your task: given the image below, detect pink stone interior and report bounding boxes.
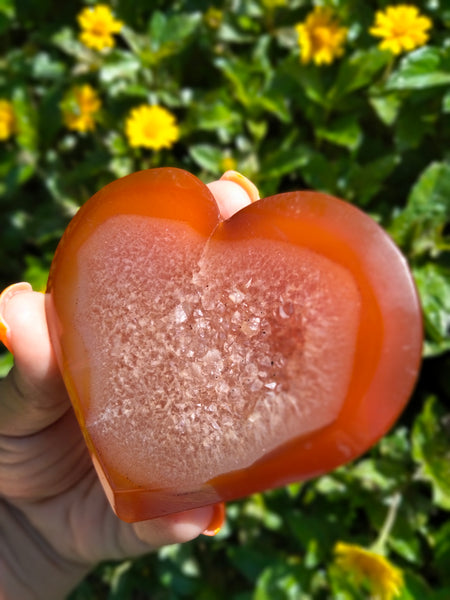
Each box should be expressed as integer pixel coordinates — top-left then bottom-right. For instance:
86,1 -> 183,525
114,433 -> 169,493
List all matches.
75,215 -> 361,491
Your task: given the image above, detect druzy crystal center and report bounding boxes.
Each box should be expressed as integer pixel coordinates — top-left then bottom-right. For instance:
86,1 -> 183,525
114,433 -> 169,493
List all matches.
75,215 -> 360,490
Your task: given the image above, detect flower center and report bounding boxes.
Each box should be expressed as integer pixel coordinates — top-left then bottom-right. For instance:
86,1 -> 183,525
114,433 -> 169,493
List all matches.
312,26 -> 333,49
91,18 -> 109,37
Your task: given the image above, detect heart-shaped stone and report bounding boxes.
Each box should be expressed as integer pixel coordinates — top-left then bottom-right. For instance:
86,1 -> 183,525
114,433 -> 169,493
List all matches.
46,168 -> 422,522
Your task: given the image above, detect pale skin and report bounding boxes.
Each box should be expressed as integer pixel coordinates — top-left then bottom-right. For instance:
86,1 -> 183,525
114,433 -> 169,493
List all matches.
0,174 -> 256,600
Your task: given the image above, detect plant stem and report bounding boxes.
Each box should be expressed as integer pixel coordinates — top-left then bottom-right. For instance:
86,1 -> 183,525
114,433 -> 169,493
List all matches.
371,492 -> 402,555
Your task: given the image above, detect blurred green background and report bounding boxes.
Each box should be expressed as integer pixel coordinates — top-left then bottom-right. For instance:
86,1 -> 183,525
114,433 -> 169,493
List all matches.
1,0 -> 450,597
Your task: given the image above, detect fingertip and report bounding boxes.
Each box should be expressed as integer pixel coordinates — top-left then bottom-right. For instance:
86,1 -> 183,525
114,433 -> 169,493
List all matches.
207,180 -> 253,221
169,505 -> 219,541
1,285 -> 60,384
0,282 -> 33,353
134,503 -> 226,547
220,170 -> 260,204
207,171 -> 260,221
201,502 -> 226,537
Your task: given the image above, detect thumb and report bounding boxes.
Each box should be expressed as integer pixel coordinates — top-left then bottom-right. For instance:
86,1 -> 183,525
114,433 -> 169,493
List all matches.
207,170 -> 259,220
0,283 -> 69,436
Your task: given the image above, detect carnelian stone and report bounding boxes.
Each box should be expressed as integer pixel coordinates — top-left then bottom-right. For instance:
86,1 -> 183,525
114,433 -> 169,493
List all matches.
46,168 -> 422,522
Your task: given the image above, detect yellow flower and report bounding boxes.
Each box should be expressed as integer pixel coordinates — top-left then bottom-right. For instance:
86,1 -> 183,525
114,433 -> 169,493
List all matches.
61,84 -> 102,133
77,4 -> 123,51
369,4 -> 432,55
220,156 -> 238,172
0,100 -> 15,140
125,105 -> 180,151
334,542 -> 404,600
295,7 -> 348,66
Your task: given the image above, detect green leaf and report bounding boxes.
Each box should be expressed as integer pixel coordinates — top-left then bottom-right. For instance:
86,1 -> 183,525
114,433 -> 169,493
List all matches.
51,27 -> 93,62
214,53 -> 288,121
146,10 -> 201,59
242,493 -> 283,530
389,523 -> 422,564
344,153 -> 400,205
296,65 -> 329,107
389,161 -> 450,256
188,144 -> 224,174
393,101 -> 435,151
0,0 -> 14,33
256,91 -> 291,123
287,510 -> 341,566
329,48 -> 391,102
31,52 -> 66,80
386,46 -> 450,90
378,427 -> 411,462
432,521 -> 450,583
23,255 -> 50,292
227,545 -> 276,583
260,144 -> 311,180
157,544 -> 202,596
0,351 -> 13,378
217,21 -> 257,43
430,588 -> 450,600
254,561 -> 305,600
316,115 -> 362,151
400,570 -> 434,600
192,101 -> 242,137
105,560 -> 134,600
443,89 -> 450,113
369,93 -> 402,126
99,50 -> 141,84
109,156 -> 134,179
350,458 -> 403,492
4,163 -> 36,196
214,56 -> 252,108
0,0 -> 15,18
299,151 -> 339,195
413,263 -> 450,357
412,396 -> 450,510
12,87 -> 38,154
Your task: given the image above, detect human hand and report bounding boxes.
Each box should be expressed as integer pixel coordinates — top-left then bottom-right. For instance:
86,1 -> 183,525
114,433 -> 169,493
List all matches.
0,172 -> 256,600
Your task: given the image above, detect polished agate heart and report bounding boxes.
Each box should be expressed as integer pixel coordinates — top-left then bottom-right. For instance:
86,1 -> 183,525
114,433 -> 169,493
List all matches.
46,168 -> 422,522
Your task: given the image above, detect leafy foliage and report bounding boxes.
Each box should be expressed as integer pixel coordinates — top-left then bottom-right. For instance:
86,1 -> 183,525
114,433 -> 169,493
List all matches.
1,0 -> 450,598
